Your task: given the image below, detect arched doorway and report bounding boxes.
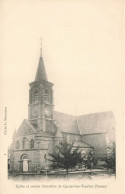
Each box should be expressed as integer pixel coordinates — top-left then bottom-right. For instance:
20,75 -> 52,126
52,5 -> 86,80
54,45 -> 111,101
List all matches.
22,155 -> 28,172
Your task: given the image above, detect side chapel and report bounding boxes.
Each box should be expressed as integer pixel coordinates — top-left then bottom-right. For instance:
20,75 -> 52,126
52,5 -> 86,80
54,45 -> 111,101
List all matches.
9,47 -> 115,173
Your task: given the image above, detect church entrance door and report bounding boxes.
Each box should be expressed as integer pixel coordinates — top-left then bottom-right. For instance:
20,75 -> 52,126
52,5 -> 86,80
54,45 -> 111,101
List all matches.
22,155 -> 28,172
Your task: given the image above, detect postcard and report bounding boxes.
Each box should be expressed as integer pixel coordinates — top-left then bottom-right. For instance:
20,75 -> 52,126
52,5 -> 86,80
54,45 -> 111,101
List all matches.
0,0 -> 124,194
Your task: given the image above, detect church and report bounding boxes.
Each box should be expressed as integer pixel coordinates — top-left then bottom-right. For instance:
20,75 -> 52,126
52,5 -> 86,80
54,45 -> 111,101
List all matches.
8,47 -> 115,173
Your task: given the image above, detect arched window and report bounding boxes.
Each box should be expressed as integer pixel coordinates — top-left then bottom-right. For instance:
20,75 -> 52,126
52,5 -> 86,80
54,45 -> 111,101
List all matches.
34,89 -> 39,101
32,89 -> 38,102
22,137 -> 27,149
44,89 -> 49,102
15,141 -> 20,149
30,139 -> 34,148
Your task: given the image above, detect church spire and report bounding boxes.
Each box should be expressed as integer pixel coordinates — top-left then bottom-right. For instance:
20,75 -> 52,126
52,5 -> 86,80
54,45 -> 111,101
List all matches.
35,39 -> 48,81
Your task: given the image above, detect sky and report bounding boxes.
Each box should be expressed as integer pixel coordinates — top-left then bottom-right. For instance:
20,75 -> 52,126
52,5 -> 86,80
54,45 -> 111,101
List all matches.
0,0 -> 124,144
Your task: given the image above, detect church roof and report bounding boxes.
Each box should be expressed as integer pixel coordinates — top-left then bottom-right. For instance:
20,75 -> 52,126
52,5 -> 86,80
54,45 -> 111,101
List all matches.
15,112 -> 115,138
53,111 -> 115,135
35,56 -> 48,81
77,111 -> 115,135
53,111 -> 80,135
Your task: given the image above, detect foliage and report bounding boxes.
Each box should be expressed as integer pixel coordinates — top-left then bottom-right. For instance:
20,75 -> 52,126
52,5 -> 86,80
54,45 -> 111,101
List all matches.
83,150 -> 94,169
48,139 -> 83,176
105,142 -> 116,172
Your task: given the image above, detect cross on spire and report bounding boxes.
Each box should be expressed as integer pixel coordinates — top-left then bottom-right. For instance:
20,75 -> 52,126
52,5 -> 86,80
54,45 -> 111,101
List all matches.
35,38 -> 48,81
40,37 -> 42,57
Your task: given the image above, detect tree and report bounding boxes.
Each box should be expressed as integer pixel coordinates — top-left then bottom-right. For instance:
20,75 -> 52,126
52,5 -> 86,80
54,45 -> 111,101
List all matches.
105,141 -> 116,173
49,139 -> 83,178
82,150 -> 94,172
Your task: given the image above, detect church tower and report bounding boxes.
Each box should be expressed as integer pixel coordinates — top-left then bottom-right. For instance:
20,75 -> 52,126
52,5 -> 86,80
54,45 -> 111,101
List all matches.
28,47 -> 54,133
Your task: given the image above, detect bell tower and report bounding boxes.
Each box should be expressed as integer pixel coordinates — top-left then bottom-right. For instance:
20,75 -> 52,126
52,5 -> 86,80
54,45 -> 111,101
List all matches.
28,46 -> 54,132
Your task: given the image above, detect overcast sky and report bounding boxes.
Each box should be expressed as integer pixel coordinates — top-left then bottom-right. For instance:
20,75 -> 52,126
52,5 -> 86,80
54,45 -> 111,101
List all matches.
0,0 -> 123,143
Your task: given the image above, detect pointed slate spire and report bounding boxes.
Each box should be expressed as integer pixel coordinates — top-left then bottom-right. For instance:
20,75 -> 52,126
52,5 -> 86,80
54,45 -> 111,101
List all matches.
35,41 -> 48,81
35,56 -> 48,81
